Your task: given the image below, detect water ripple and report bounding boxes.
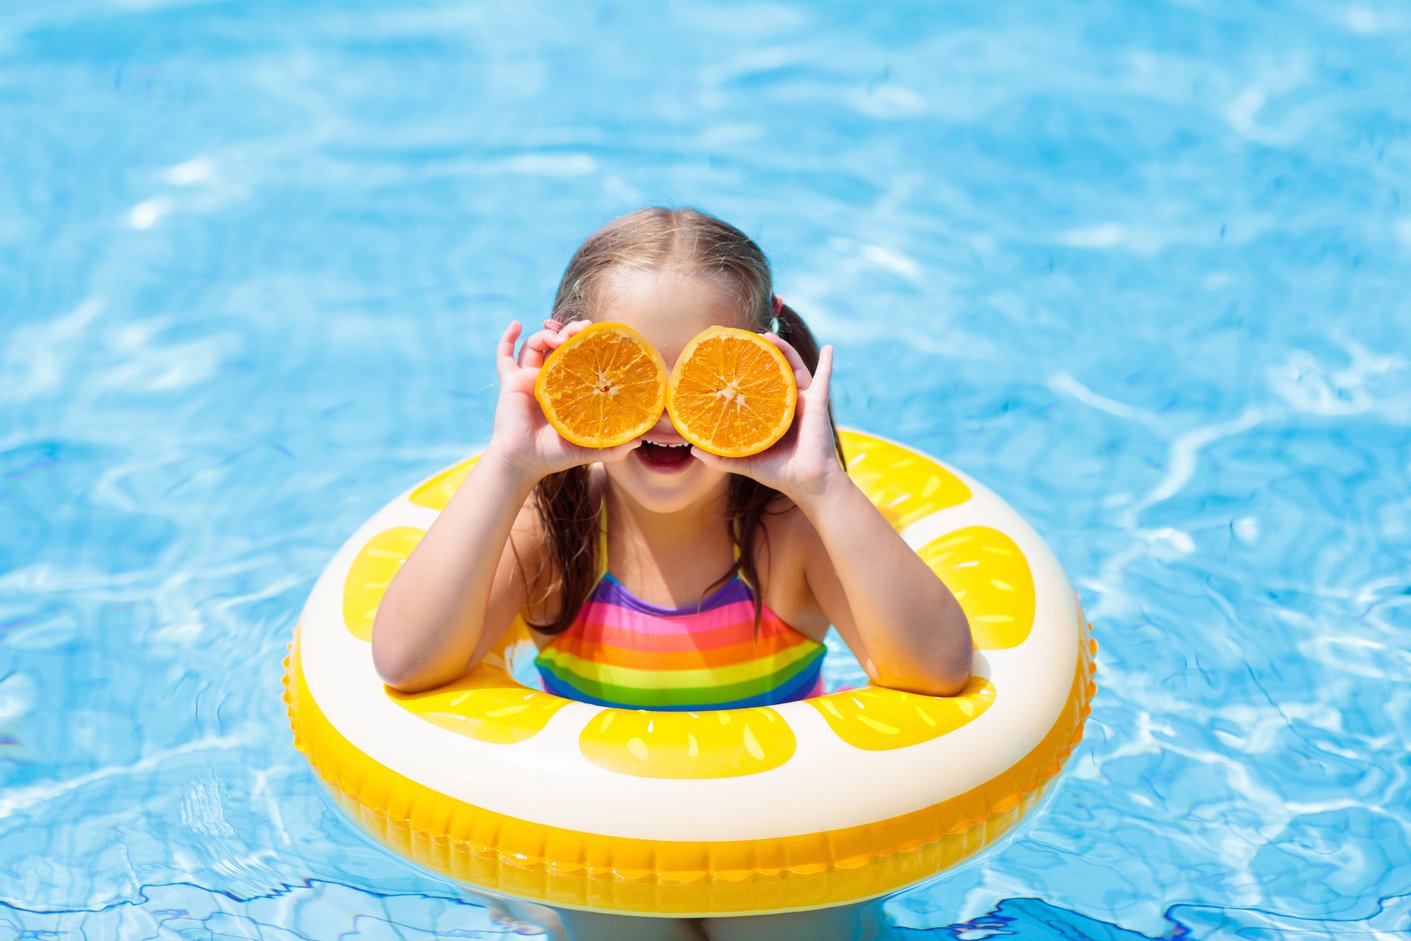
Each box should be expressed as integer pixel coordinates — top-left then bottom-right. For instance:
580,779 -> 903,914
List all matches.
3,0 -> 1410,938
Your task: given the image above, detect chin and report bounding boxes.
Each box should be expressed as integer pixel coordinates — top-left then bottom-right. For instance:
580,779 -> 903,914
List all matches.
606,449 -> 728,514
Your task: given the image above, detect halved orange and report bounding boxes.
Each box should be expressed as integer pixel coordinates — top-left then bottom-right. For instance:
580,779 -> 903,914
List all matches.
666,327 -> 798,457
534,322 -> 667,448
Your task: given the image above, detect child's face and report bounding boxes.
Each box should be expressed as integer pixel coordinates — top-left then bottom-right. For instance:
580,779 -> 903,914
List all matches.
593,267 -> 749,513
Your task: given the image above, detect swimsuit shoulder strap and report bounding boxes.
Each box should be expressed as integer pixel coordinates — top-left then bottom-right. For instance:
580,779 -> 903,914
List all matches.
728,520 -> 754,594
596,496 -> 610,582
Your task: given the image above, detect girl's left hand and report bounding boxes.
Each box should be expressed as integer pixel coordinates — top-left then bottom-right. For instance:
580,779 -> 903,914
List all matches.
690,336 -> 846,504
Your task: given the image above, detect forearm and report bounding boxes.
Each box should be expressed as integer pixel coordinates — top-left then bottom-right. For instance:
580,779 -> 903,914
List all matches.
796,470 -> 973,696
371,449 -> 538,690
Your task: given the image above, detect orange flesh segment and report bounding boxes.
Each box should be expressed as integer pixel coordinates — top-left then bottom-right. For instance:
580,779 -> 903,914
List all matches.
534,322 -> 667,448
667,327 -> 798,457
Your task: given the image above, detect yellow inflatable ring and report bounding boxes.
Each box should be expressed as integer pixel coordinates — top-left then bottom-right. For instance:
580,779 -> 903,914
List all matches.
282,429 -> 1097,916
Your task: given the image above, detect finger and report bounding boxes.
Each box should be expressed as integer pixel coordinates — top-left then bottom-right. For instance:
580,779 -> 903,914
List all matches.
497,321 -> 523,379
595,439 -> 643,464
806,344 -> 834,405
762,332 -> 813,391
687,445 -> 737,474
556,436 -> 640,470
518,328 -> 563,369
560,318 -> 592,338
689,446 -> 722,471
543,319 -> 564,331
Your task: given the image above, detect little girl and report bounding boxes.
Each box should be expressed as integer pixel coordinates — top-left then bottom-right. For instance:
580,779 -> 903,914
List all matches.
371,208 -> 973,941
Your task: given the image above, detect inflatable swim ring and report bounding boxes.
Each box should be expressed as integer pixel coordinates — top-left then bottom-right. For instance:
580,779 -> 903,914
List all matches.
282,429 -> 1097,916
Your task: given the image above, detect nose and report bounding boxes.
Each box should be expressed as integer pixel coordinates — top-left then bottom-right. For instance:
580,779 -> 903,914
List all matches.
646,410 -> 685,442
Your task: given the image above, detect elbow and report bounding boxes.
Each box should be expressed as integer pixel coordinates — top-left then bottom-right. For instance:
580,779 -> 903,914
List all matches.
370,613 -> 429,693
369,581 -> 445,692
887,665 -> 972,699
873,613 -> 974,698
924,601 -> 974,697
871,655 -> 972,698
939,615 -> 977,696
373,646 -> 440,694
927,662 -> 974,698
370,633 -> 411,691
371,610 -> 476,694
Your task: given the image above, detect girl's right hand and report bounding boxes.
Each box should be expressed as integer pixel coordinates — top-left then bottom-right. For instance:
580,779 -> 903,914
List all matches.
485,320 -> 640,481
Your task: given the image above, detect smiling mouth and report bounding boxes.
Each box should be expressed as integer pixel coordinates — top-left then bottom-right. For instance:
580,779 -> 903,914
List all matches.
637,441 -> 694,467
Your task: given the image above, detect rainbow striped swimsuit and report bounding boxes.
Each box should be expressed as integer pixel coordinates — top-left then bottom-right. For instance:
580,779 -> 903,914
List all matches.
533,508 -> 826,711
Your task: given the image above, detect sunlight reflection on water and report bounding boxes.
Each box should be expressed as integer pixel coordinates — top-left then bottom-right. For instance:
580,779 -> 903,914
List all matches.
2,1 -> 1409,938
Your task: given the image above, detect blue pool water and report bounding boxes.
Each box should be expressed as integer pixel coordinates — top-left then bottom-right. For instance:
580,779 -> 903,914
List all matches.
3,1 -> 1410,938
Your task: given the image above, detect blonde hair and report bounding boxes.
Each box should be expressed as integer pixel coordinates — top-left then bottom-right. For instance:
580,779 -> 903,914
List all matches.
551,207 -> 774,331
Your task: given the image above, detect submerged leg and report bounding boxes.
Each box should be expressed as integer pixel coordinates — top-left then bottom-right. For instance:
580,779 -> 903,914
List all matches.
454,886 -> 706,940
555,909 -> 708,941
699,899 -> 896,941
454,888 -> 567,939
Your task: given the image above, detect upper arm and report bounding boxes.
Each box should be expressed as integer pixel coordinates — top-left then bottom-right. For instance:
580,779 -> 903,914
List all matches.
764,507 -> 880,683
465,501 -> 549,670
764,496 -> 974,697
800,526 -> 883,684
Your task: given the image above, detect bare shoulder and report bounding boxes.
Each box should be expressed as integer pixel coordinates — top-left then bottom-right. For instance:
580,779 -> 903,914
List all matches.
760,497 -> 825,557
460,478 -> 556,673
504,484 -> 554,616
756,497 -> 832,642
506,487 -> 549,565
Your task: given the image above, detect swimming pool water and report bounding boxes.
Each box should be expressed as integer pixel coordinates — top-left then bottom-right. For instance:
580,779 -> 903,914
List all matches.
3,1 -> 1409,938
